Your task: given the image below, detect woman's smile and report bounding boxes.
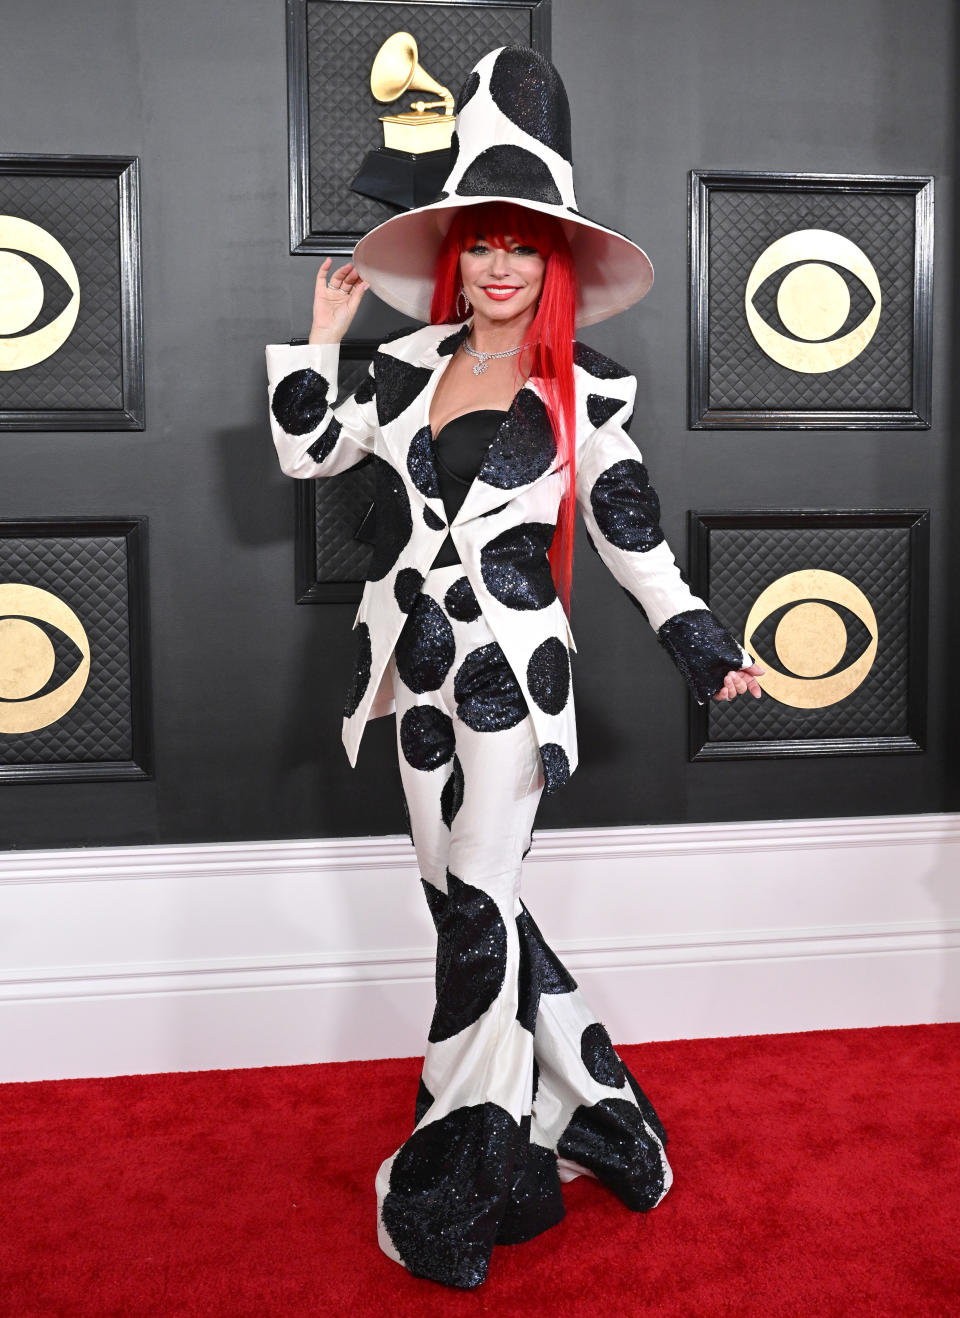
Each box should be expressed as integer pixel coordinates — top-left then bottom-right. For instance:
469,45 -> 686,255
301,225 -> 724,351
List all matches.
459,233 -> 546,335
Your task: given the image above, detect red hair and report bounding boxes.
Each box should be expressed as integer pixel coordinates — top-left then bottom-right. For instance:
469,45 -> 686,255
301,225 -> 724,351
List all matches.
428,201 -> 579,615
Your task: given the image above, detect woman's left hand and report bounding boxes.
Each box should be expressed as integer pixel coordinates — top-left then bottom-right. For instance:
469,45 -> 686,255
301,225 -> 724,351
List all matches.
713,663 -> 766,701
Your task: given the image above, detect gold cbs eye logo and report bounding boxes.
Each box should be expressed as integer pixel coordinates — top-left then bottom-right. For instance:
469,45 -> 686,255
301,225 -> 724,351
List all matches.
744,229 -> 881,374
0,583 -> 91,733
0,215 -> 81,371
743,569 -> 878,708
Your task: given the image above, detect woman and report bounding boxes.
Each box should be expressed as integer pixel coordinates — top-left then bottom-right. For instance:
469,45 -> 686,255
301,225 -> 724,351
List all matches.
266,47 -> 763,1290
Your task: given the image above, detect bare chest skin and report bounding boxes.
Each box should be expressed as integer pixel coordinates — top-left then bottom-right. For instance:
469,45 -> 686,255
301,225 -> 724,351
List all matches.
428,346 -> 532,434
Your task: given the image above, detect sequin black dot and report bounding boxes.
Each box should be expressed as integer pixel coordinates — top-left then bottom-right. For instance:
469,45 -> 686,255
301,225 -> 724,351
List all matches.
343,622 -> 371,719
526,637 -> 570,715
306,417 -> 340,463
589,459 -> 664,553
440,753 -> 464,828
395,593 -> 455,693
420,875 -> 447,929
456,69 -> 480,114
489,47 -> 572,162
516,903 -> 577,995
443,575 -> 481,622
394,567 -> 424,614
479,390 -> 556,490
481,502 -> 510,518
271,368 -> 330,435
516,913 -> 538,1034
374,352 -> 434,426
354,371 -> 376,406
480,522 -> 556,610
573,341 -> 630,379
557,1098 -> 666,1211
580,1022 -> 627,1089
424,505 -> 446,532
407,424 -> 440,498
586,392 -> 628,430
429,872 -> 509,1042
539,742 -> 570,795
438,323 -> 471,357
368,455 -> 413,580
457,145 -> 563,206
495,1142 -> 566,1245
453,642 -> 529,732
657,608 -> 745,703
400,706 -> 455,771
382,1102 -> 521,1289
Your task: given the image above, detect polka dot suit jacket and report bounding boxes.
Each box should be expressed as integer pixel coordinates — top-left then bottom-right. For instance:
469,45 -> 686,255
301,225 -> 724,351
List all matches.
265,321 -> 752,793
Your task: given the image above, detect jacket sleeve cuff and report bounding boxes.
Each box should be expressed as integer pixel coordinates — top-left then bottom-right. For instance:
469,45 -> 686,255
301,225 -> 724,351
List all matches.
656,609 -> 754,705
265,340 -> 340,390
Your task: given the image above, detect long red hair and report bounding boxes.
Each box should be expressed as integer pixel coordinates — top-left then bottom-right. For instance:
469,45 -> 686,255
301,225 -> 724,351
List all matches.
428,201 -> 578,615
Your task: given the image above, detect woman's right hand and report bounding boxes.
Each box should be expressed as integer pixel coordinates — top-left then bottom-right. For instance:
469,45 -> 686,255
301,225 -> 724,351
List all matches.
308,257 -> 370,344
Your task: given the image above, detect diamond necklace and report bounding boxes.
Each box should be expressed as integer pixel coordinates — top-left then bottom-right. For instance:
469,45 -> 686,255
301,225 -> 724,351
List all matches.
462,336 -> 524,376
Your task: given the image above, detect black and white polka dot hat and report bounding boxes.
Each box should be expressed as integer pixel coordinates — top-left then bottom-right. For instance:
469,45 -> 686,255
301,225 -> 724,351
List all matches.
352,45 -> 654,329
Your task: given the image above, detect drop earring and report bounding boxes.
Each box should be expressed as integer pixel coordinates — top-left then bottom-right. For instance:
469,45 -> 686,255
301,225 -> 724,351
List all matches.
457,287 -> 471,318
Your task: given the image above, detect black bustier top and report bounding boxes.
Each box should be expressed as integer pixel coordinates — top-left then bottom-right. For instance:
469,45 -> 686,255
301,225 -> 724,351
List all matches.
430,409 -> 508,568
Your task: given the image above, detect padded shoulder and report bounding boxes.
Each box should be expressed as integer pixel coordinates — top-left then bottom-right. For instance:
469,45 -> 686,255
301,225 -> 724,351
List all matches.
572,340 -> 631,380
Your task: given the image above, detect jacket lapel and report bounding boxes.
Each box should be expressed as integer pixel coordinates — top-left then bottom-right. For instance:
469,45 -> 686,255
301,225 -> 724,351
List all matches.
373,321 -> 467,512
452,376 -> 561,525
399,320 -> 561,527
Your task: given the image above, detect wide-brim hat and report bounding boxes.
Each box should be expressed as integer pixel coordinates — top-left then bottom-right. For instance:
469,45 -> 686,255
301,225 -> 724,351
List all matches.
352,45 -> 653,328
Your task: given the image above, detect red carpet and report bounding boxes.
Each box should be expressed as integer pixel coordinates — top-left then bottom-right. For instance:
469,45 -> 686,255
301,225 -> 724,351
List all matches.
1,1024 -> 957,1317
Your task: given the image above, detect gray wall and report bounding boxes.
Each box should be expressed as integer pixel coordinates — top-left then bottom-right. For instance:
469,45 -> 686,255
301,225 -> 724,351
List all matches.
1,0 -> 956,849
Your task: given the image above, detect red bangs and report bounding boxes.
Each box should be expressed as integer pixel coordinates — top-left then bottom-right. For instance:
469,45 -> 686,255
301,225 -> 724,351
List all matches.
446,201 -> 565,256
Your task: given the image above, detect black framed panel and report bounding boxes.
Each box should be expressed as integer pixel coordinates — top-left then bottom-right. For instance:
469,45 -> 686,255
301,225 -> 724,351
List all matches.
0,154 -> 144,431
687,509 -> 929,760
0,517 -> 152,782
286,0 -> 552,255
689,171 -> 934,429
294,339 -> 377,603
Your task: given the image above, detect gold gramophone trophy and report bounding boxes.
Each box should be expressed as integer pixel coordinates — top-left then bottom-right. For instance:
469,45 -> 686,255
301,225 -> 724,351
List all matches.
349,32 -> 457,209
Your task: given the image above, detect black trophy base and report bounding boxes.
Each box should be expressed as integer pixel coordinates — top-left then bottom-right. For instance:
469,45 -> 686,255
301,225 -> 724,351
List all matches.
349,147 -> 453,210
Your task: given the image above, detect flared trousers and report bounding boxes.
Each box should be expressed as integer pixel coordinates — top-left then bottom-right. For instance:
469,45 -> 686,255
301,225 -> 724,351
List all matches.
375,563 -> 673,1289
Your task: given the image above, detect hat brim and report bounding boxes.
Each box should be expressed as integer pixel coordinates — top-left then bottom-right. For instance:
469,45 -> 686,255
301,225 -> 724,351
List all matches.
351,194 -> 654,329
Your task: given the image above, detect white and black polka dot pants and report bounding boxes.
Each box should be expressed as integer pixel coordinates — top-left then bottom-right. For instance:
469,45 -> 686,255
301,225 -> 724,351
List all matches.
375,563 -> 673,1290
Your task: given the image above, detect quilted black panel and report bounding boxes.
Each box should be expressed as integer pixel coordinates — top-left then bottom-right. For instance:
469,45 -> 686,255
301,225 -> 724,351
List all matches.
306,1 -> 532,238
705,522 -> 913,743
0,532 -> 135,764
312,355 -> 375,582
0,172 -> 124,410
706,187 -> 915,411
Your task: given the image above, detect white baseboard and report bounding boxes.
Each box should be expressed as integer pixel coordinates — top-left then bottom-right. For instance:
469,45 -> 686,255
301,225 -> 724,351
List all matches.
1,813 -> 958,1082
